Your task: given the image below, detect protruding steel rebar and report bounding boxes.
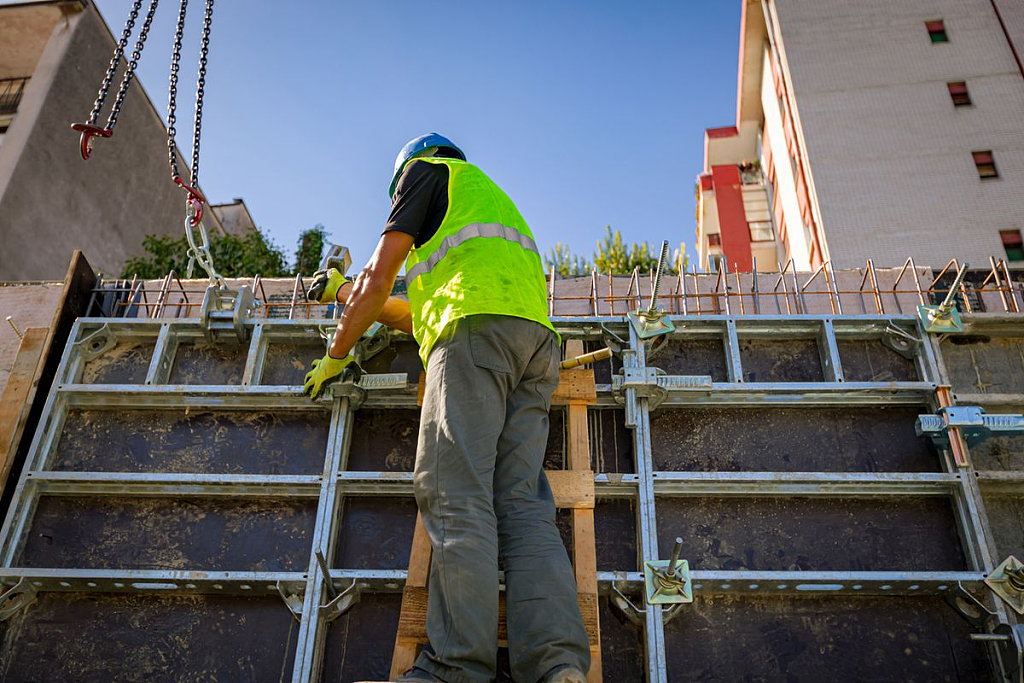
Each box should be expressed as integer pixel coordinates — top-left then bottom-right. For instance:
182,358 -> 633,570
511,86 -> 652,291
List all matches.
6,316 -> 23,340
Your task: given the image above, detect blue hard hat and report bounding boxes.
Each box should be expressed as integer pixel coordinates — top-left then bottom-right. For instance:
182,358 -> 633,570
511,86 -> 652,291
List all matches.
389,133 -> 466,198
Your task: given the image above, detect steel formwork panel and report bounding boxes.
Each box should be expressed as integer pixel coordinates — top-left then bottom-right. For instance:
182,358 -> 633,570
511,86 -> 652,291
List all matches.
0,313 -> 1015,682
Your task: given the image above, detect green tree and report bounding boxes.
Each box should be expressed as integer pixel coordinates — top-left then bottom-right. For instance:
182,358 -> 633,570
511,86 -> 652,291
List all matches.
122,226 -> 321,278
544,243 -> 592,276
294,224 -> 328,275
543,227 -> 688,276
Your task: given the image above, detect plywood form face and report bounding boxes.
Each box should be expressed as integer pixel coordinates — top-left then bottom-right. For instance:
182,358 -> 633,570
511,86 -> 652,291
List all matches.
20,496 -> 316,571
971,431 -> 1024,471
80,342 -> 153,384
168,341 -> 248,385
0,593 -> 299,683
650,407 -> 940,472
348,409 -> 421,471
740,339 -> 825,382
655,497 -> 966,572
663,597 -> 990,682
982,495 -> 1024,562
590,409 -> 633,474
836,339 -> 919,382
654,339 -> 729,382
51,409 -> 329,474
598,596 -> 644,683
323,594 -> 403,682
261,341 -> 324,385
595,499 -> 637,571
942,336 -> 1024,395
334,497 -> 418,569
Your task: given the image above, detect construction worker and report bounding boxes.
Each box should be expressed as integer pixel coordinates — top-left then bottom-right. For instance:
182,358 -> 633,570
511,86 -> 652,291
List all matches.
303,133 -> 590,683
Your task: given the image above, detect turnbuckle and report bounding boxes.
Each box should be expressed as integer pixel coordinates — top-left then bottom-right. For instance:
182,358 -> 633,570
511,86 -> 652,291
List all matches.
69,123 -> 113,160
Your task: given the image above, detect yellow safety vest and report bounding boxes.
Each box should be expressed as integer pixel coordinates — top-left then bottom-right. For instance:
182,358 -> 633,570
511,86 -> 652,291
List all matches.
403,157 -> 554,364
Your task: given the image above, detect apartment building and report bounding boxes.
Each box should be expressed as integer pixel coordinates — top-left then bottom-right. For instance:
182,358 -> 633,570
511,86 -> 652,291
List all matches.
0,1 -> 250,281
696,0 -> 1024,271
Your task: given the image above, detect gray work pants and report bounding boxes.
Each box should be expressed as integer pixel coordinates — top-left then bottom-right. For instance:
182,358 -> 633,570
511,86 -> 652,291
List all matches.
413,314 -> 591,683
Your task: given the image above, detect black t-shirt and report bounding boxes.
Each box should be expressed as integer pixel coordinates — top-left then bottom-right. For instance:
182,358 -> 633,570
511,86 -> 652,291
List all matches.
383,159 -> 449,247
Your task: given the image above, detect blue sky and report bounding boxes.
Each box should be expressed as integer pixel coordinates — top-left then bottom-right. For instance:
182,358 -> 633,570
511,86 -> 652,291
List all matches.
90,0 -> 740,269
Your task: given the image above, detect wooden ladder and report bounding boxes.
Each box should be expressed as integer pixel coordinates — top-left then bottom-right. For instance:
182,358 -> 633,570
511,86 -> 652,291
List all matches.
390,342 -> 603,681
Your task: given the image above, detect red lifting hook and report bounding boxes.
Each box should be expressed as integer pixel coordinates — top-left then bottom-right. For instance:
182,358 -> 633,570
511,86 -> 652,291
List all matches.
69,123 -> 113,160
174,176 -> 207,227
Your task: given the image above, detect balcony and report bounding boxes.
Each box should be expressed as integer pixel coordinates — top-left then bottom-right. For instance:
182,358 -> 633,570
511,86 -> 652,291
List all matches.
0,77 -> 29,117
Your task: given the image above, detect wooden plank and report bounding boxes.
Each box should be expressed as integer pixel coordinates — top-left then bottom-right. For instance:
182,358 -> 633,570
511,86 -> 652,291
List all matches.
561,342 -> 602,682
397,588 -> 600,649
390,513 -> 432,679
552,368 -> 598,405
417,371 -> 426,407
0,328 -> 46,495
547,469 -> 595,509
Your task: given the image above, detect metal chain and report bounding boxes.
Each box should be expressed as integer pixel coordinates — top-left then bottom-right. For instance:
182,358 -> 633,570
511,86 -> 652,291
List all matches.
191,0 -> 214,185
84,0 -> 144,125
106,0 -> 160,130
166,0 -> 189,183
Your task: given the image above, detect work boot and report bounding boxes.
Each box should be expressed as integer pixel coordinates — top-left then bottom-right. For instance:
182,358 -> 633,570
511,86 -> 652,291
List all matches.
544,665 -> 587,683
395,667 -> 445,682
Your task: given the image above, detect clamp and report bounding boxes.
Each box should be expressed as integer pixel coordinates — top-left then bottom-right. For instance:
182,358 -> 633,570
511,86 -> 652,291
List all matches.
918,263 -> 969,334
644,537 -> 693,605
916,406 -> 1024,449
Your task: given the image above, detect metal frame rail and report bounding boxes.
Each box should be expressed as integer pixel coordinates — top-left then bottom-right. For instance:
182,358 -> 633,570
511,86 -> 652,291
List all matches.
0,312 -> 1016,681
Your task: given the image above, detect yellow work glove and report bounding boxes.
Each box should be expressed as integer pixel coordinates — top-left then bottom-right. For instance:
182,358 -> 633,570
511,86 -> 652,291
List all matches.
303,352 -> 361,400
306,268 -> 352,305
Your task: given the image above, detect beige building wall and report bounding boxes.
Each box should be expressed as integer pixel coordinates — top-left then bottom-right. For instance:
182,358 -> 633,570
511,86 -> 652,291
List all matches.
0,1 -> 225,281
772,0 -> 1024,267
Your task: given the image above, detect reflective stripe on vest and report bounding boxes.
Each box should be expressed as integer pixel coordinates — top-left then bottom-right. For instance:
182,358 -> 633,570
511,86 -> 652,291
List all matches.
406,222 -> 540,284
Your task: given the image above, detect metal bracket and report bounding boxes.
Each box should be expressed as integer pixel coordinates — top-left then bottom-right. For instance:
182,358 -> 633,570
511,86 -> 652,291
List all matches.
881,323 -> 921,359
987,556 -> 1024,615
75,324 -> 117,362
612,367 -> 712,413
610,580 -> 645,629
321,580 -> 362,623
323,372 -> 409,410
199,284 -> 254,343
354,322 -> 390,364
945,581 -> 996,628
276,580 -> 304,622
627,309 -> 676,341
916,406 -> 1024,448
0,578 -> 38,622
972,623 -> 1024,683
643,537 -> 693,606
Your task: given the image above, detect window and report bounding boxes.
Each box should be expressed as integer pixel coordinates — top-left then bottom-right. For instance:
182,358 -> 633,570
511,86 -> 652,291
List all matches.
707,233 -> 722,247
1001,230 -> 1024,261
926,20 -> 948,43
749,221 -> 775,242
974,151 -> 999,179
947,81 -> 971,106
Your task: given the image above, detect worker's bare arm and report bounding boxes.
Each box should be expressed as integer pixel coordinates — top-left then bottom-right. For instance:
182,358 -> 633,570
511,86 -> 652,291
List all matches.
335,281 -> 413,334
329,231 -> 415,358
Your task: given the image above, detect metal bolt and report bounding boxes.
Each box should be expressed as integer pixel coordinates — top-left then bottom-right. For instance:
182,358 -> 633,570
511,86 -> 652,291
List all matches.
648,240 -> 671,314
668,537 -> 683,578
936,263 -> 970,318
6,316 -> 23,340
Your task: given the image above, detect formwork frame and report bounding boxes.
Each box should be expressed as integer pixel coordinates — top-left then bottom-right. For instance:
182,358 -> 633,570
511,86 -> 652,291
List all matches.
0,311 -> 1013,682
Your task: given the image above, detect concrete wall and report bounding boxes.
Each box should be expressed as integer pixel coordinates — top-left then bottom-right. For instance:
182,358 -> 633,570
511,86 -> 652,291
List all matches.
0,3 -> 220,281
773,0 -> 1024,268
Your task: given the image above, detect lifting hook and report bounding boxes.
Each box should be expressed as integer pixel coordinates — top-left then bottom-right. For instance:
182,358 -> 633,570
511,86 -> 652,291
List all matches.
175,176 -> 207,227
69,123 -> 113,160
